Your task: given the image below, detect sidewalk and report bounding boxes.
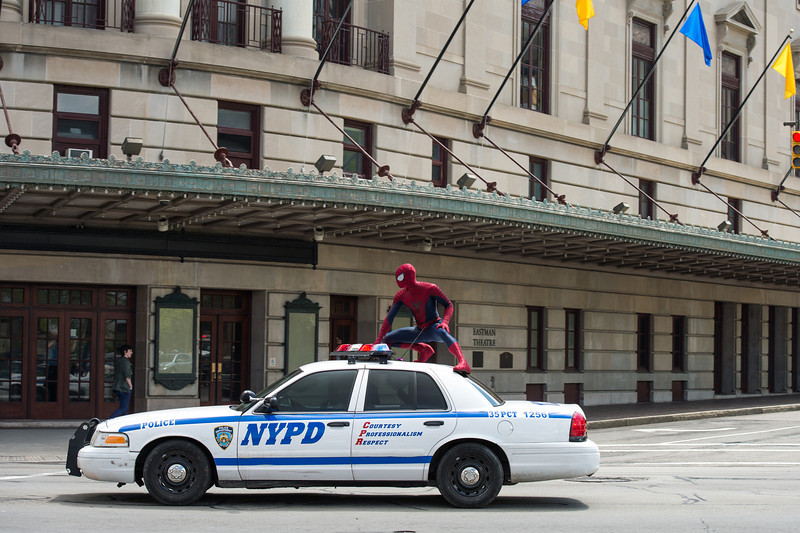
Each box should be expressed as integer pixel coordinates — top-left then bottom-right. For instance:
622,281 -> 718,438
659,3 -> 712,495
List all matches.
584,392 -> 800,429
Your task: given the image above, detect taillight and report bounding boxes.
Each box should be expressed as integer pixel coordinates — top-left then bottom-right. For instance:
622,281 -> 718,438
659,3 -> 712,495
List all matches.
569,411 -> 587,442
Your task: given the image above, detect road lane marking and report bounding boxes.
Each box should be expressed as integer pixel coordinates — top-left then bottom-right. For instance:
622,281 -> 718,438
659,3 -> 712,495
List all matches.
600,443 -> 800,447
661,425 -> 800,444
600,447 -> 797,453
0,471 -> 66,481
600,462 -> 800,466
634,428 -> 735,433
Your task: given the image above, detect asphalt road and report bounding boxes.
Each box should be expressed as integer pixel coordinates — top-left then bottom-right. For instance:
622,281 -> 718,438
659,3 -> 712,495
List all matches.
1,411 -> 799,532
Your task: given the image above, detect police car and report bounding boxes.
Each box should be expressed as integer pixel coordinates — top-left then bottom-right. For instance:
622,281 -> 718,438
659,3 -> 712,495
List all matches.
66,344 -> 599,508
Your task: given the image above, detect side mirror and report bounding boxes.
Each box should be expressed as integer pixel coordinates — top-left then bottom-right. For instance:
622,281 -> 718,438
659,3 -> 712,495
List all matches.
240,390 -> 258,403
265,397 -> 279,412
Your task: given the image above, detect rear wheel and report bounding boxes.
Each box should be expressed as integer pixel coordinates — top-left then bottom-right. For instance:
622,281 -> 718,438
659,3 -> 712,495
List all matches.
143,440 -> 211,505
436,443 -> 503,508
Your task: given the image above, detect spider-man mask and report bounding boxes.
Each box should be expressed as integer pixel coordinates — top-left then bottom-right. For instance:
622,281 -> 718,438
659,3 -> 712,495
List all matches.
395,263 -> 417,289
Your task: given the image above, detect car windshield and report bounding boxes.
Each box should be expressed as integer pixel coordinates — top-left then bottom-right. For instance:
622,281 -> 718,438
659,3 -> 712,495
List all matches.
232,368 -> 303,412
464,374 -> 504,406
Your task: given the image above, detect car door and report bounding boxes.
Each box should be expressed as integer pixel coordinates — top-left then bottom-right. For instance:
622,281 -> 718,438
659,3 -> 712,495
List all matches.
352,368 -> 456,481
237,368 -> 359,481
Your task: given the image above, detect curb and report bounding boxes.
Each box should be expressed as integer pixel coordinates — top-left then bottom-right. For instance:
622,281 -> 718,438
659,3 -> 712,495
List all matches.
0,420 -> 84,429
587,403 -> 800,430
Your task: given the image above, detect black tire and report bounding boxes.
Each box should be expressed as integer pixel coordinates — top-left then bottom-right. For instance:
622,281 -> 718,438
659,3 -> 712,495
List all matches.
436,443 -> 503,508
143,440 -> 211,505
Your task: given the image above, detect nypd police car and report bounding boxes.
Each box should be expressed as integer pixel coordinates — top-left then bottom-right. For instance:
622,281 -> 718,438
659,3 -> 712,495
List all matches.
66,344 -> 599,508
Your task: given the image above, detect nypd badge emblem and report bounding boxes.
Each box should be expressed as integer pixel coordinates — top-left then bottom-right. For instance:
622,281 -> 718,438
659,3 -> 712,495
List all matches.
214,425 -> 233,450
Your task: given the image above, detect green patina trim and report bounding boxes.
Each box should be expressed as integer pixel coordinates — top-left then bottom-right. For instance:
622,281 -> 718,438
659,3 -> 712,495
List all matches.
2,152 -> 800,264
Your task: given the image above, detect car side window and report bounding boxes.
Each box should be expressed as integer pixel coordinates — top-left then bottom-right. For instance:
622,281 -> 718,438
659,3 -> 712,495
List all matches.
364,370 -> 447,411
274,369 -> 357,412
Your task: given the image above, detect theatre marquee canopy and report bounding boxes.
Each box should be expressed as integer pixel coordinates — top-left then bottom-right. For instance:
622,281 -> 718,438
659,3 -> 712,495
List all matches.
1,152 -> 799,287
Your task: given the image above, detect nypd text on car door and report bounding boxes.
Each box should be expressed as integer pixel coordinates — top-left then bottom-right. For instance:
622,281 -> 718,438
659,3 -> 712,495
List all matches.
237,369 -> 360,481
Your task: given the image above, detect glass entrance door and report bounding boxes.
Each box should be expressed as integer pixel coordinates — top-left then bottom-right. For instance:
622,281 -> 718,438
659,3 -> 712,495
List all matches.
199,291 -> 249,406
0,284 -> 134,420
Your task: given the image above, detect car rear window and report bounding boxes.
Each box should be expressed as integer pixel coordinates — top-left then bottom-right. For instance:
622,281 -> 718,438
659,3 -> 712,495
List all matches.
465,375 -> 504,406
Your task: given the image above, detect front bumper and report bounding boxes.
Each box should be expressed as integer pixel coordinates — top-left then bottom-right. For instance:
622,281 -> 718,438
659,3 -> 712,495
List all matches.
77,445 -> 138,484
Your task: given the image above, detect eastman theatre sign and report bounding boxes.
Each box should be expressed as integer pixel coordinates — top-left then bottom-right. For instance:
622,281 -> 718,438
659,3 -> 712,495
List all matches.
472,328 -> 496,347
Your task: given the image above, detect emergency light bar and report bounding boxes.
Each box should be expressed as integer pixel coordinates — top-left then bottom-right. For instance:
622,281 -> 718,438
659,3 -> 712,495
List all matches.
330,343 -> 394,364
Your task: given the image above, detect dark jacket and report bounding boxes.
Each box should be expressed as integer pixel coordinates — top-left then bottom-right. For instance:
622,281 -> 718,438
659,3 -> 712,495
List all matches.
113,357 -> 132,393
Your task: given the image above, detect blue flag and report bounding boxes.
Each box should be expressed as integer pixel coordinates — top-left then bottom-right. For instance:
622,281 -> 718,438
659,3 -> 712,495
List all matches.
522,0 -> 531,5
680,3 -> 712,66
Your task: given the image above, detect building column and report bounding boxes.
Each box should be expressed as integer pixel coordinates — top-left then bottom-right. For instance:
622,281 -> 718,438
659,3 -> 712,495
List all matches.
0,0 -> 23,22
768,306 -> 787,393
135,0 -> 182,38
271,0 -> 318,59
459,0 -> 489,96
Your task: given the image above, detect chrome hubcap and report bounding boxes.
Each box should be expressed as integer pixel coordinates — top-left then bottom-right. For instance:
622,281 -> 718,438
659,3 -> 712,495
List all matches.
460,466 -> 480,486
166,463 -> 187,484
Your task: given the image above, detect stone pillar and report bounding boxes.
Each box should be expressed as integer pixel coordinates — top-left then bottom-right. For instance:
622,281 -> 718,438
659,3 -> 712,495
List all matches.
0,0 -> 24,22
270,0 -> 317,59
135,0 -> 182,39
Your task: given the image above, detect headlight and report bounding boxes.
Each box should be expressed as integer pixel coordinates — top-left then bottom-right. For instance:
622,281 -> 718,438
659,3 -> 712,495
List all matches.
92,431 -> 129,447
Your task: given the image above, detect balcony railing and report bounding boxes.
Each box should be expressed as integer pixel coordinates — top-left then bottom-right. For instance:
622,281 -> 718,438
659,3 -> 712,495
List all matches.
314,16 -> 389,74
191,0 -> 282,53
30,0 -> 135,32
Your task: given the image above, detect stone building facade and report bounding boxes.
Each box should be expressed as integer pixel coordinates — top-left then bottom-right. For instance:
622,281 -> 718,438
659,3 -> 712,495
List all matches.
0,0 -> 799,420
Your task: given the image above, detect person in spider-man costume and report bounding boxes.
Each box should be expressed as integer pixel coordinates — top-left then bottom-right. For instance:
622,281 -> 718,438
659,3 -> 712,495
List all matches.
375,264 -> 470,373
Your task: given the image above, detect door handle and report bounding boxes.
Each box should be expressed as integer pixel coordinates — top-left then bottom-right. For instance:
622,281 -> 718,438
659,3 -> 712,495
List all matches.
424,420 -> 444,426
327,421 -> 350,427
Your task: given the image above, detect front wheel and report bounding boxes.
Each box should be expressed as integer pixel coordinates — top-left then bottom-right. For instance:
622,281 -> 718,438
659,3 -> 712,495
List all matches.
436,443 -> 503,508
143,440 -> 211,505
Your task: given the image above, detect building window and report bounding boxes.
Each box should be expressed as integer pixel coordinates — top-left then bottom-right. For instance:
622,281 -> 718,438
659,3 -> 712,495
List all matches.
565,309 -> 581,371
52,85 -> 108,159
527,306 -> 545,371
30,0 -> 135,32
342,120 -> 372,179
720,52 -> 741,162
432,138 -> 449,188
190,1 -> 281,51
312,0 -> 388,74
217,101 -> 260,170
727,198 -> 742,234
637,313 -> 653,372
672,315 -> 687,372
520,1 -> 550,113
639,179 -> 655,220
631,18 -> 656,140
32,0 -> 101,28
529,157 -> 549,202
472,351 -> 484,368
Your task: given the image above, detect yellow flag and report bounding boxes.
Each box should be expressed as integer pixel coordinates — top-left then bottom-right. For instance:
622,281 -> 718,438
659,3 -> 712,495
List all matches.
772,42 -> 796,99
576,0 -> 595,30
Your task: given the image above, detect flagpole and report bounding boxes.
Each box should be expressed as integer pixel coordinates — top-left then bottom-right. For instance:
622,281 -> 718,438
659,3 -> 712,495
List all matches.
402,0 -> 476,123
692,33 -> 793,184
473,0 -> 556,136
595,0 -> 696,164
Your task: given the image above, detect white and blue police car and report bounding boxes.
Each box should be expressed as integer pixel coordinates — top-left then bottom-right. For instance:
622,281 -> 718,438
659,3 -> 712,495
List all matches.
66,344 -> 599,508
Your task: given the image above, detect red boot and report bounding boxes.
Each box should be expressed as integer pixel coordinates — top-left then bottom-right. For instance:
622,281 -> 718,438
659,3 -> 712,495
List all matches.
400,343 -> 434,363
449,343 -> 471,373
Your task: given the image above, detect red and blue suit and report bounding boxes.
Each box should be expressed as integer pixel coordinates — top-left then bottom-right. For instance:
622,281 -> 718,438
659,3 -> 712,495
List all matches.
375,264 -> 470,373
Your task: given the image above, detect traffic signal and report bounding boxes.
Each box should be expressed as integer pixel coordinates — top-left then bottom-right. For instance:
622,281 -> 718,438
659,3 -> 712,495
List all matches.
792,131 -> 800,169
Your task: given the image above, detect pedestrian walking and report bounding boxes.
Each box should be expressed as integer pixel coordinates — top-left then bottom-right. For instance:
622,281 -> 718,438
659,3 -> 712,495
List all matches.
110,344 -> 133,418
